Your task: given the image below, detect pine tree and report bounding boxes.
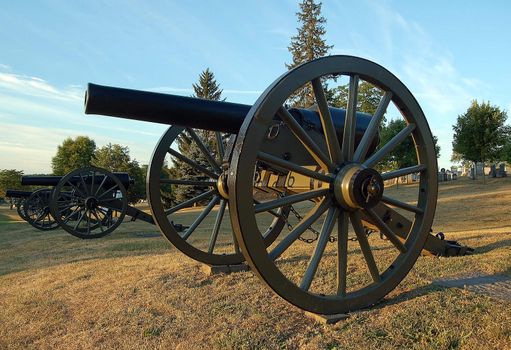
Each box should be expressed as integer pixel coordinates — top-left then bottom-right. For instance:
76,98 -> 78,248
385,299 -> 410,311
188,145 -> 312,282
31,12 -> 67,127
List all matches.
192,68 -> 224,101
286,0 -> 333,107
172,69 -> 224,203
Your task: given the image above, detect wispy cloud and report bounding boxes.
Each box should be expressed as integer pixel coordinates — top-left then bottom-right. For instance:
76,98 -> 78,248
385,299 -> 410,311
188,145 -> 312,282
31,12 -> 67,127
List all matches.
0,72 -> 82,102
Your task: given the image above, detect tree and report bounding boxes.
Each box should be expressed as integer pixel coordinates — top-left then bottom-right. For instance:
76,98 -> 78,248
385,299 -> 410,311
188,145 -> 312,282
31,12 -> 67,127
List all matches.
51,136 -> 96,175
378,119 -> 440,172
192,68 -> 224,101
331,81 -> 385,115
452,100 -> 510,178
171,69 -> 224,203
92,143 -> 145,204
0,169 -> 24,198
286,0 -> 333,107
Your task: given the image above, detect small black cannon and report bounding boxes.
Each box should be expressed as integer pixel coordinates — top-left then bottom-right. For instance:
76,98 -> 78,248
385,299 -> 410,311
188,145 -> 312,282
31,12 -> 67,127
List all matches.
85,55 -> 472,316
20,167 -> 158,238
5,189 -> 33,222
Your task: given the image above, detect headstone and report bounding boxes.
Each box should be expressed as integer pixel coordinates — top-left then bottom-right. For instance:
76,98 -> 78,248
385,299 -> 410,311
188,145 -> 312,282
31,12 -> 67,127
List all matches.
469,167 -> 475,180
489,164 -> 497,178
497,163 -> 507,177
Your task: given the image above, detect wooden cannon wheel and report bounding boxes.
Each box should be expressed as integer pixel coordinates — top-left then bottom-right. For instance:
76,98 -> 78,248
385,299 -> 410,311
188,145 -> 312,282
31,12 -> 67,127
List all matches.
24,188 -> 60,231
147,126 -> 289,266
228,55 -> 438,315
16,198 -> 29,222
49,167 -> 128,239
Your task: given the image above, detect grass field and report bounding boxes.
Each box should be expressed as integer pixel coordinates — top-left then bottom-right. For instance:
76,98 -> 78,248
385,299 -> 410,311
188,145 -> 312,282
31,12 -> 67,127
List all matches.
0,177 -> 510,349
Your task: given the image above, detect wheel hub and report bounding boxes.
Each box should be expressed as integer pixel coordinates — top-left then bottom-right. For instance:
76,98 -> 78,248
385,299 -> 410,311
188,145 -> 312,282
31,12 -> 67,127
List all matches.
216,172 -> 229,199
333,164 -> 384,210
85,197 -> 98,210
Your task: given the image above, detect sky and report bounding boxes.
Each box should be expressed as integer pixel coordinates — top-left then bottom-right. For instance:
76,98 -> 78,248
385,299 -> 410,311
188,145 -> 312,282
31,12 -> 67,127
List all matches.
1,0 -> 510,174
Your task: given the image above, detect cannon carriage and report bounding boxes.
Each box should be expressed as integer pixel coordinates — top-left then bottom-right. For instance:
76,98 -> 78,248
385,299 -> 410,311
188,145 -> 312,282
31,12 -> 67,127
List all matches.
85,55 -> 472,315
19,167 -> 154,237
5,189 -> 33,222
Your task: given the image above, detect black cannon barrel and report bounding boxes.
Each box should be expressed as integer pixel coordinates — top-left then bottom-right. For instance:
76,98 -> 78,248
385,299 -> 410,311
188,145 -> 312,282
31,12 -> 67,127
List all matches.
84,83 -> 377,141
85,83 -> 248,134
5,189 -> 32,198
21,173 -> 132,189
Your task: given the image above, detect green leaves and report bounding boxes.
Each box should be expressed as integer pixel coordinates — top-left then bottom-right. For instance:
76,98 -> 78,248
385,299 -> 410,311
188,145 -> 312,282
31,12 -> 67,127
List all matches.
452,100 -> 510,164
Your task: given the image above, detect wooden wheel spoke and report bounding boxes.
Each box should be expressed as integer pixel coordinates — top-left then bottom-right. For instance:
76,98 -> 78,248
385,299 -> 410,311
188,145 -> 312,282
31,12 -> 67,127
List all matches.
257,151 -> 332,183
365,208 -> 407,253
363,124 -> 416,168
181,196 -> 220,240
186,128 -> 222,174
62,206 -> 81,223
96,184 -> 119,200
79,174 -> 90,196
350,211 -> 381,283
381,195 -> 424,214
311,78 -> 342,164
67,181 -> 87,199
342,75 -> 359,162
336,210 -> 349,296
167,148 -> 217,179
94,175 -> 108,196
208,199 -> 227,254
91,210 -> 105,232
215,132 -> 225,161
165,190 -> 215,215
254,188 -> 328,214
300,207 -> 338,291
73,210 -> 86,230
277,106 -> 333,171
160,179 -> 216,187
381,164 -> 426,181
354,91 -> 392,162
269,198 -> 331,260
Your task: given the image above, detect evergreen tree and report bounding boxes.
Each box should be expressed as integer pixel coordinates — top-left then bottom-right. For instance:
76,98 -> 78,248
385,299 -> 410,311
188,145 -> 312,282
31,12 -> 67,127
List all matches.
286,0 -> 333,108
192,68 -> 224,101
171,68 -> 224,203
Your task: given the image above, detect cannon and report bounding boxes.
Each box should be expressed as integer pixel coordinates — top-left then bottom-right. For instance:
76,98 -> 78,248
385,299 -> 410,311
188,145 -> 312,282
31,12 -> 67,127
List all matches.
20,167 -> 155,238
5,189 -> 33,221
85,55 -> 472,316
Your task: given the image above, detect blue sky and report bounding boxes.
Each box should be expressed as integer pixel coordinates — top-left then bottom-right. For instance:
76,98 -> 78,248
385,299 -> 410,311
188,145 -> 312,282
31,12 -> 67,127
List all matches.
1,0 -> 510,173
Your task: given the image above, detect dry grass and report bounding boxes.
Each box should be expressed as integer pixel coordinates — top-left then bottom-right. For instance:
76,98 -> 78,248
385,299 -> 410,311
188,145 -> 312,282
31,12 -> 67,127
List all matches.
0,177 -> 510,349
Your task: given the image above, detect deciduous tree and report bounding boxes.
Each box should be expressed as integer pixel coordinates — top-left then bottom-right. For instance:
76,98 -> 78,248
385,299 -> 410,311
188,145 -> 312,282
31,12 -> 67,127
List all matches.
51,136 -> 96,175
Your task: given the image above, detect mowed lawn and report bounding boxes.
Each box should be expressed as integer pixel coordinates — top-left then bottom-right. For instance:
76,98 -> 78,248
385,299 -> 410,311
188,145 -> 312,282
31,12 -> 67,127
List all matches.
0,178 -> 510,349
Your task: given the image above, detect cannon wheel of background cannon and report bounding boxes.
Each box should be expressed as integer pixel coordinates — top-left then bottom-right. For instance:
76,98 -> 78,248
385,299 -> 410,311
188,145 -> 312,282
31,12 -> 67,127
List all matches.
147,126 -> 289,266
228,55 -> 438,315
16,198 -> 29,221
24,188 -> 60,231
49,167 -> 128,239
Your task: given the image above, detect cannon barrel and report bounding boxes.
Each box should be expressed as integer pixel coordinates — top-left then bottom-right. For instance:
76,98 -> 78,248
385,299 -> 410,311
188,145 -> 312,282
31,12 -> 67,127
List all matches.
21,173 -> 132,189
85,83 -> 377,144
5,189 -> 32,198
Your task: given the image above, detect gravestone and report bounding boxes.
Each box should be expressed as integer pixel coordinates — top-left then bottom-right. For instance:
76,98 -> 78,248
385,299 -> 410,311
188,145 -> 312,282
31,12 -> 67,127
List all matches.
497,163 -> 507,177
489,164 -> 497,178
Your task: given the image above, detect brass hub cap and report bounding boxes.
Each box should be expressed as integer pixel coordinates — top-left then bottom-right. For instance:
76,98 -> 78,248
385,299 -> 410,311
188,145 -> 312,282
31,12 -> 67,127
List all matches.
333,164 -> 384,210
216,172 -> 229,199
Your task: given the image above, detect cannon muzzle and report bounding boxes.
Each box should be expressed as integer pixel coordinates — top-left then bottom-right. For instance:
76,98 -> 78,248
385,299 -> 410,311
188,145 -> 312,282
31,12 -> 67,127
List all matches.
5,189 -> 32,198
85,83 -> 378,148
21,173 -> 132,189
